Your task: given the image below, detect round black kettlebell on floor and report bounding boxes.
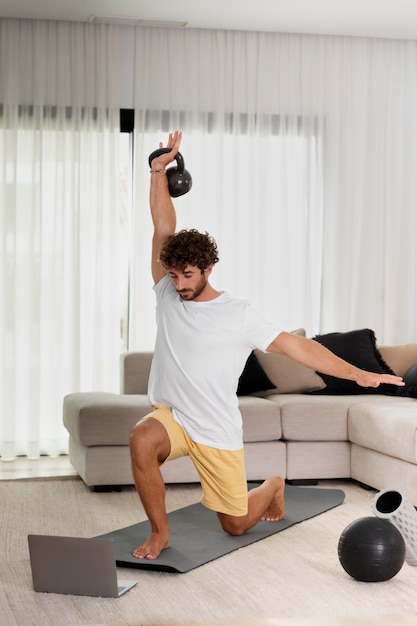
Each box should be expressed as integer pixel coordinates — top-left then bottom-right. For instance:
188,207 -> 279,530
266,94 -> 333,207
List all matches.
148,147 -> 193,197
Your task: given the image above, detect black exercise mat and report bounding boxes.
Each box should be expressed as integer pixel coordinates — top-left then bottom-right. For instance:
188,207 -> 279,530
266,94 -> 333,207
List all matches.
97,484 -> 345,573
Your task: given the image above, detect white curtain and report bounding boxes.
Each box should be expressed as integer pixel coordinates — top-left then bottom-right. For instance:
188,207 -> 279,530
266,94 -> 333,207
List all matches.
0,21 -> 124,459
129,28 -> 417,350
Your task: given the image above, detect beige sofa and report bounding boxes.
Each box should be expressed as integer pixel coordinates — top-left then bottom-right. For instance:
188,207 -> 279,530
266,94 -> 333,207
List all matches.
63,332 -> 417,502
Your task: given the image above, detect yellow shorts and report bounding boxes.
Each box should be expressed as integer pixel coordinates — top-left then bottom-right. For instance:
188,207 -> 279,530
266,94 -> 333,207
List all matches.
144,404 -> 248,517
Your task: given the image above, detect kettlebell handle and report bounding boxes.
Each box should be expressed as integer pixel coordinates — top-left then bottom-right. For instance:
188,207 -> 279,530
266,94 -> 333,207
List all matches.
148,147 -> 185,174
148,146 -> 192,197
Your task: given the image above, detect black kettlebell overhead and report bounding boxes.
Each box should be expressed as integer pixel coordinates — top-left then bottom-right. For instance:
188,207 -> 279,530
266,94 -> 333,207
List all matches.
148,147 -> 193,198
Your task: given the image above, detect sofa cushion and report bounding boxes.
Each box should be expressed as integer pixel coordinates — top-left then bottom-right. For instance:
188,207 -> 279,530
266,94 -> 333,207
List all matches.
269,393 -> 378,441
254,329 -> 325,395
312,328 -> 398,395
237,352 -> 275,396
121,352 -> 153,394
63,392 -> 153,446
239,396 -> 282,442
254,351 -> 326,395
348,398 -> 417,464
255,350 -> 325,396
64,392 -> 282,447
399,361 -> 417,398
378,344 -> 417,378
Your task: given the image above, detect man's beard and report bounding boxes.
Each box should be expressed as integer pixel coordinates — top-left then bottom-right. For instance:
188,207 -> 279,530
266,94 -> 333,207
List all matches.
177,274 -> 207,301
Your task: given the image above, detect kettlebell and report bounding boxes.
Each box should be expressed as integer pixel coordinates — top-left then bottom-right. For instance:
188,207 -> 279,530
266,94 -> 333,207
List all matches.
148,147 -> 192,198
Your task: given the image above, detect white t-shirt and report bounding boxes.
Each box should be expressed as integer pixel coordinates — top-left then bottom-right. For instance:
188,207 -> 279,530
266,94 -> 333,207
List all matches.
148,274 -> 282,450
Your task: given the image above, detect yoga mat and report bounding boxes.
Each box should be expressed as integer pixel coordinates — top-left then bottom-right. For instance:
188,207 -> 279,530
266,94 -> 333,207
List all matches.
97,484 -> 345,573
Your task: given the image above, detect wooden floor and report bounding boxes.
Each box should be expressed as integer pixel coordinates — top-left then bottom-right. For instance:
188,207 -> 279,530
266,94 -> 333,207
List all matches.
0,455 -> 77,480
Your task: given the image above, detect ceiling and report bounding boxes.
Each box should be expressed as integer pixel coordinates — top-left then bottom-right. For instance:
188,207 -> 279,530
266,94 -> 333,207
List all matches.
1,0 -> 417,40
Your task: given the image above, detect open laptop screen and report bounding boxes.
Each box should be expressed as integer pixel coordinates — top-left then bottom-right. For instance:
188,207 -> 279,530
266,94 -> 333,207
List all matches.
28,534 -> 137,598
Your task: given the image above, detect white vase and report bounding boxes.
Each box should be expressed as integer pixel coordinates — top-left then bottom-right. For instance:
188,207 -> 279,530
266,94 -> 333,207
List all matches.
372,488 -> 417,566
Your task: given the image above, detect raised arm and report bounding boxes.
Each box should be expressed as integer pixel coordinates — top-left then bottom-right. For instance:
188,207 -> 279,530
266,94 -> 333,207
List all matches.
267,331 -> 405,389
149,131 -> 183,284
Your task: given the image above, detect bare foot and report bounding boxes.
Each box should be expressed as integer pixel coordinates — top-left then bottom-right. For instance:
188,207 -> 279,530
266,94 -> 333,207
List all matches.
132,532 -> 170,560
260,476 -> 285,521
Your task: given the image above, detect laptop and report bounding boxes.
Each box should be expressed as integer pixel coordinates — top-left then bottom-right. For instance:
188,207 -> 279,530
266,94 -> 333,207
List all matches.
28,534 -> 138,597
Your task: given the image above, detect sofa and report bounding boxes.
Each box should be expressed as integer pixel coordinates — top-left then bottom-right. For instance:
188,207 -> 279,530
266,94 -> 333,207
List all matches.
63,329 -> 417,503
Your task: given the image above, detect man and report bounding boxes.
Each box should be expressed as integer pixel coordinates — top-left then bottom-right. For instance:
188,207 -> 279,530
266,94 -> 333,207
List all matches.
129,131 -> 404,561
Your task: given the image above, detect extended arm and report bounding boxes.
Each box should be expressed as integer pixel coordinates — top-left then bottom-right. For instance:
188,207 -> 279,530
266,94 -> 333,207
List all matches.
150,131 -> 183,284
267,331 -> 405,389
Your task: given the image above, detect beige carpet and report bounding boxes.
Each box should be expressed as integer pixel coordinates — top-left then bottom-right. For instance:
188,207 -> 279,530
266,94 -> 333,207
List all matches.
2,477 -> 417,626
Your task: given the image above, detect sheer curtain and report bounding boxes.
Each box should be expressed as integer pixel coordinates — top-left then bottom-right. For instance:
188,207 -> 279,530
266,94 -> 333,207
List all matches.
0,21 -> 123,459
129,28 -> 417,349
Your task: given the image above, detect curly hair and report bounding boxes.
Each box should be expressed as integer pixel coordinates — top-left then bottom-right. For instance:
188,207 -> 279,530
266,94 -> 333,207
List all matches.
159,229 -> 219,272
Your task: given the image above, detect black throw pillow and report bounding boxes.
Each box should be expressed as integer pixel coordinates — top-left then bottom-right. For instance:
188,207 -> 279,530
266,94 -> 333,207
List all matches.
237,352 -> 276,396
398,361 -> 417,398
311,328 -> 398,395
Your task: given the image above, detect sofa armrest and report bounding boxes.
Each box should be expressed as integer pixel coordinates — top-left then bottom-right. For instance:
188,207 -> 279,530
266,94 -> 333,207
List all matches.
378,344 -> 417,377
120,352 -> 153,394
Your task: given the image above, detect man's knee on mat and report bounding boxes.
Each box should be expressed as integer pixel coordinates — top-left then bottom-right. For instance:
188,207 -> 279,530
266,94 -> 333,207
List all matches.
217,512 -> 247,536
